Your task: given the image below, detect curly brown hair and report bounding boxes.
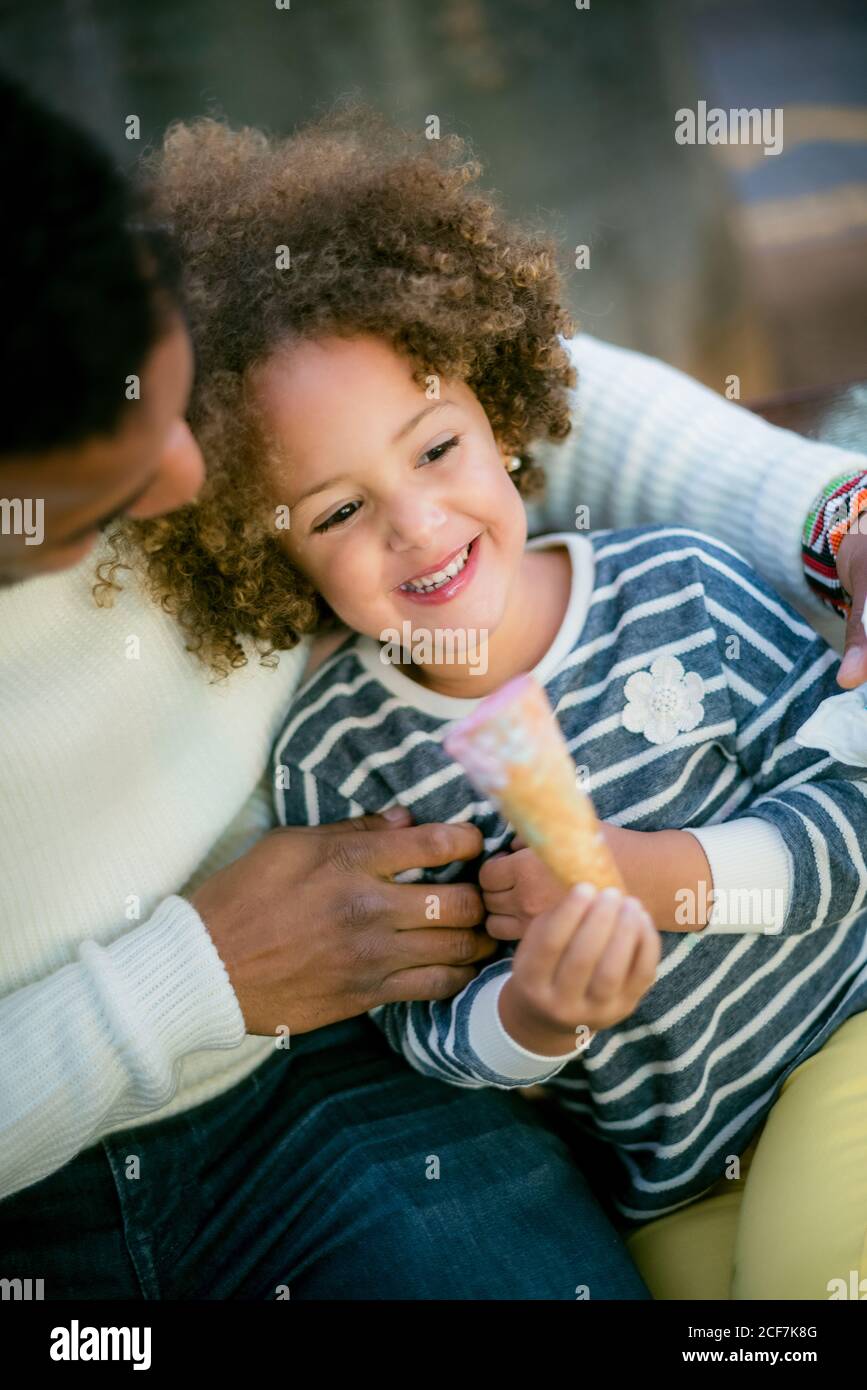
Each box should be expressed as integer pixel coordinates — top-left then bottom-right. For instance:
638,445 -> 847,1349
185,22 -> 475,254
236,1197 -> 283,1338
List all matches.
96,98 -> 577,677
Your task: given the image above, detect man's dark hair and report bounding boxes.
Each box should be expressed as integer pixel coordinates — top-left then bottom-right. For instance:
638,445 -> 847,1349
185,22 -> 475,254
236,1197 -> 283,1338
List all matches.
0,73 -> 183,455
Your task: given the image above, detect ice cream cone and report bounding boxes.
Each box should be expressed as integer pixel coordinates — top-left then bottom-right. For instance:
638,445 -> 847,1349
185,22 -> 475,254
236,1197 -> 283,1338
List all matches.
443,673 -> 624,891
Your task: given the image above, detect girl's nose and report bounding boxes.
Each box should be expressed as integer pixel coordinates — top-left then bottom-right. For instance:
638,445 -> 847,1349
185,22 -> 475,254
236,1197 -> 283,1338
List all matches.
388,502 -> 448,551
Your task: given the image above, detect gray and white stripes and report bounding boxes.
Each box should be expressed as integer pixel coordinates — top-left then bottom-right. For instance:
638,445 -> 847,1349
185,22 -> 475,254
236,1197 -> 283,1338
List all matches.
276,525 -> 867,1220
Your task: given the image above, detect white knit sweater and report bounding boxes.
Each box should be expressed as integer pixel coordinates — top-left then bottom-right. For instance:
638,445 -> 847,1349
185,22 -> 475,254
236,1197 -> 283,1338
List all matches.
1,334 -> 861,1201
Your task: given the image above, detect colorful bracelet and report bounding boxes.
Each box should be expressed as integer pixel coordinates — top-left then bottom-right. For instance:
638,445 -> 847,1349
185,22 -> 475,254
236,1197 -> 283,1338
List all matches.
802,469 -> 867,617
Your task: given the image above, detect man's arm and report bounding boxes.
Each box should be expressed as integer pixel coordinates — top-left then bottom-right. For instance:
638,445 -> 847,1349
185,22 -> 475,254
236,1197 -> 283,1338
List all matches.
532,334 -> 867,637
1,793 -> 490,1203
682,541 -> 867,935
0,896 -> 246,1202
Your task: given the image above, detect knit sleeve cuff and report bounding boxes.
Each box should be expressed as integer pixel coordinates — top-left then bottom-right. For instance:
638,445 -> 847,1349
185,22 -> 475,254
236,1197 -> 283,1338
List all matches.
684,818 -> 792,935
467,972 -> 592,1081
78,895 -> 247,1103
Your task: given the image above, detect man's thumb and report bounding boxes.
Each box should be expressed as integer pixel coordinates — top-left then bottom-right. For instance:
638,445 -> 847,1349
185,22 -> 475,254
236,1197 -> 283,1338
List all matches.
838,598 -> 867,687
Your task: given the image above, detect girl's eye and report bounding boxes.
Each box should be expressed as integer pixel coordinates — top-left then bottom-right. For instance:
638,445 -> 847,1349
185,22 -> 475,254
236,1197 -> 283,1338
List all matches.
312,437 -> 460,534
314,501 -> 360,534
421,435 -> 460,466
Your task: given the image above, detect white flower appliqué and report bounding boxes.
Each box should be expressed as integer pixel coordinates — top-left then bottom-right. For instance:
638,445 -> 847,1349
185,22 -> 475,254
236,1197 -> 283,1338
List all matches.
622,655 -> 705,745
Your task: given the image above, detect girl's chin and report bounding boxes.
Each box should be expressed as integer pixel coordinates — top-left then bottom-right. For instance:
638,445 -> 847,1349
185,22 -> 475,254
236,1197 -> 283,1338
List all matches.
333,598 -> 495,638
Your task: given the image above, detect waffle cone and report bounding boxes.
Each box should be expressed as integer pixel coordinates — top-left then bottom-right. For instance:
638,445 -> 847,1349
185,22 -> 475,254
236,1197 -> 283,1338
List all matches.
443,674 -> 624,891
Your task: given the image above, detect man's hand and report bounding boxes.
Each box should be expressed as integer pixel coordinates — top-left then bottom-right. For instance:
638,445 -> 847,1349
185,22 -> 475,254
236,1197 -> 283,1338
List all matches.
190,810 -> 495,1037
836,530 -> 867,687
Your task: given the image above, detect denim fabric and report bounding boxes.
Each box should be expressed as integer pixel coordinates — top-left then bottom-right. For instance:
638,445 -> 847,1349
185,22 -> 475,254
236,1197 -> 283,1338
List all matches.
0,1018 -> 649,1300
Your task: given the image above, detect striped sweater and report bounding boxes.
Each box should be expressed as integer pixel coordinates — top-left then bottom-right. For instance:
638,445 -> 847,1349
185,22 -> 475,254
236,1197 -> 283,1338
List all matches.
274,526 -> 867,1222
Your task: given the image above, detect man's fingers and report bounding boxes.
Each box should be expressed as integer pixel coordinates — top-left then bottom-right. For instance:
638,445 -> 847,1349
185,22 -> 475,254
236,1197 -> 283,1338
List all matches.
375,965 -> 481,1005
320,807 -> 414,833
388,926 -> 497,968
836,532 -> 867,687
353,821 -> 485,878
838,594 -> 867,687
381,879 -> 485,930
292,816 -> 483,881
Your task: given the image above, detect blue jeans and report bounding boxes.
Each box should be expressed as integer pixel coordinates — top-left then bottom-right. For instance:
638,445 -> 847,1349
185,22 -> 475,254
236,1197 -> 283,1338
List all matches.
0,1018 -> 649,1299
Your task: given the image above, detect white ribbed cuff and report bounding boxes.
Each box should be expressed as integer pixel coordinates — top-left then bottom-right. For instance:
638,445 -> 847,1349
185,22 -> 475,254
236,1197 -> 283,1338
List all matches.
684,818 -> 792,935
79,895 -> 247,1102
468,972 -> 592,1081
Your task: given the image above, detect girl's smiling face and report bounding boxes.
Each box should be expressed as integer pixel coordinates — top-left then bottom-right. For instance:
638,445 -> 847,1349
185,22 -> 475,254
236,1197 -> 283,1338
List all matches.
255,333 -> 528,646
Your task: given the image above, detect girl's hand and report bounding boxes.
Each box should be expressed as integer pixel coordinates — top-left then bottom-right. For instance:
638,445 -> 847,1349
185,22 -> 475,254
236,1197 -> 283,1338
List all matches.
481,824 -> 714,936
498,884 -> 660,1055
480,838 -> 569,940
481,827 -> 636,939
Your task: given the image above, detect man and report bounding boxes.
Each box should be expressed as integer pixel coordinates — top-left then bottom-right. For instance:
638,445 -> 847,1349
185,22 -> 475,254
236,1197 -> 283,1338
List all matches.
2,75 -> 866,1300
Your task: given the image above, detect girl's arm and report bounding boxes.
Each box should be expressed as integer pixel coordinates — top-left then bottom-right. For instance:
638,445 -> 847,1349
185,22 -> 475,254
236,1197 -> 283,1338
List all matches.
600,824 -> 713,932
482,533 -> 867,940
636,557 -> 867,938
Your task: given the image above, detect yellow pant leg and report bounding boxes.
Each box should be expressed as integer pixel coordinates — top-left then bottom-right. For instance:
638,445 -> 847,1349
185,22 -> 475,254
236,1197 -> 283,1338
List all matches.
625,1185 -> 740,1300
732,1009 -> 867,1300
627,1010 -> 867,1300
625,1140 -> 757,1300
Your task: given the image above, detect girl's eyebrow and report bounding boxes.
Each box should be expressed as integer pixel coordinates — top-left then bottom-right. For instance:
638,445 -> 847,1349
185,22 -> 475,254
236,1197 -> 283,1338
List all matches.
391,399 -> 451,444
294,399 -> 456,508
293,474 -> 353,508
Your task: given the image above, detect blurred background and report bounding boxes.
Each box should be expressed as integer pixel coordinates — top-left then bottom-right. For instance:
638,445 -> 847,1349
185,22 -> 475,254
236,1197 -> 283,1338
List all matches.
2,0 -> 865,401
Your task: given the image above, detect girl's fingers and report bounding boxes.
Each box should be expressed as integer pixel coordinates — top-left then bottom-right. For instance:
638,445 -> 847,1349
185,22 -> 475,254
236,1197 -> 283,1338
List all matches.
549,887 -> 625,996
627,915 -> 662,992
485,912 -> 524,941
585,902 -> 647,1003
516,883 -> 598,992
478,853 -> 516,894
481,886 -> 519,914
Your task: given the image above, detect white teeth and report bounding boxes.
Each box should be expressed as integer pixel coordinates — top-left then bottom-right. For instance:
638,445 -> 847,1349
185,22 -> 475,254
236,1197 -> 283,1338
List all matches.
400,543 -> 471,593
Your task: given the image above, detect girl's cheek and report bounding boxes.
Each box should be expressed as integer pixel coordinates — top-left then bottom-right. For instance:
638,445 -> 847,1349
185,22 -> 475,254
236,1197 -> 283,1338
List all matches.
311,548 -> 366,615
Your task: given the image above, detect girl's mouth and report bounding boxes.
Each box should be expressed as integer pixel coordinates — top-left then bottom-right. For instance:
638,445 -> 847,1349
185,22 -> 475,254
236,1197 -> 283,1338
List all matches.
396,534 -> 481,605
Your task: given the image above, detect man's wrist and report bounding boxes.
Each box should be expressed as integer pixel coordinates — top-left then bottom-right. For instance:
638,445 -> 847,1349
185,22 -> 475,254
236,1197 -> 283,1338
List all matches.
802,468 -> 867,615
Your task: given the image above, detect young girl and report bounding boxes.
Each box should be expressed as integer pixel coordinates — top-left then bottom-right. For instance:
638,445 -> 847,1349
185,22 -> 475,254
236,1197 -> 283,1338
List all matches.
112,104 -> 867,1298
